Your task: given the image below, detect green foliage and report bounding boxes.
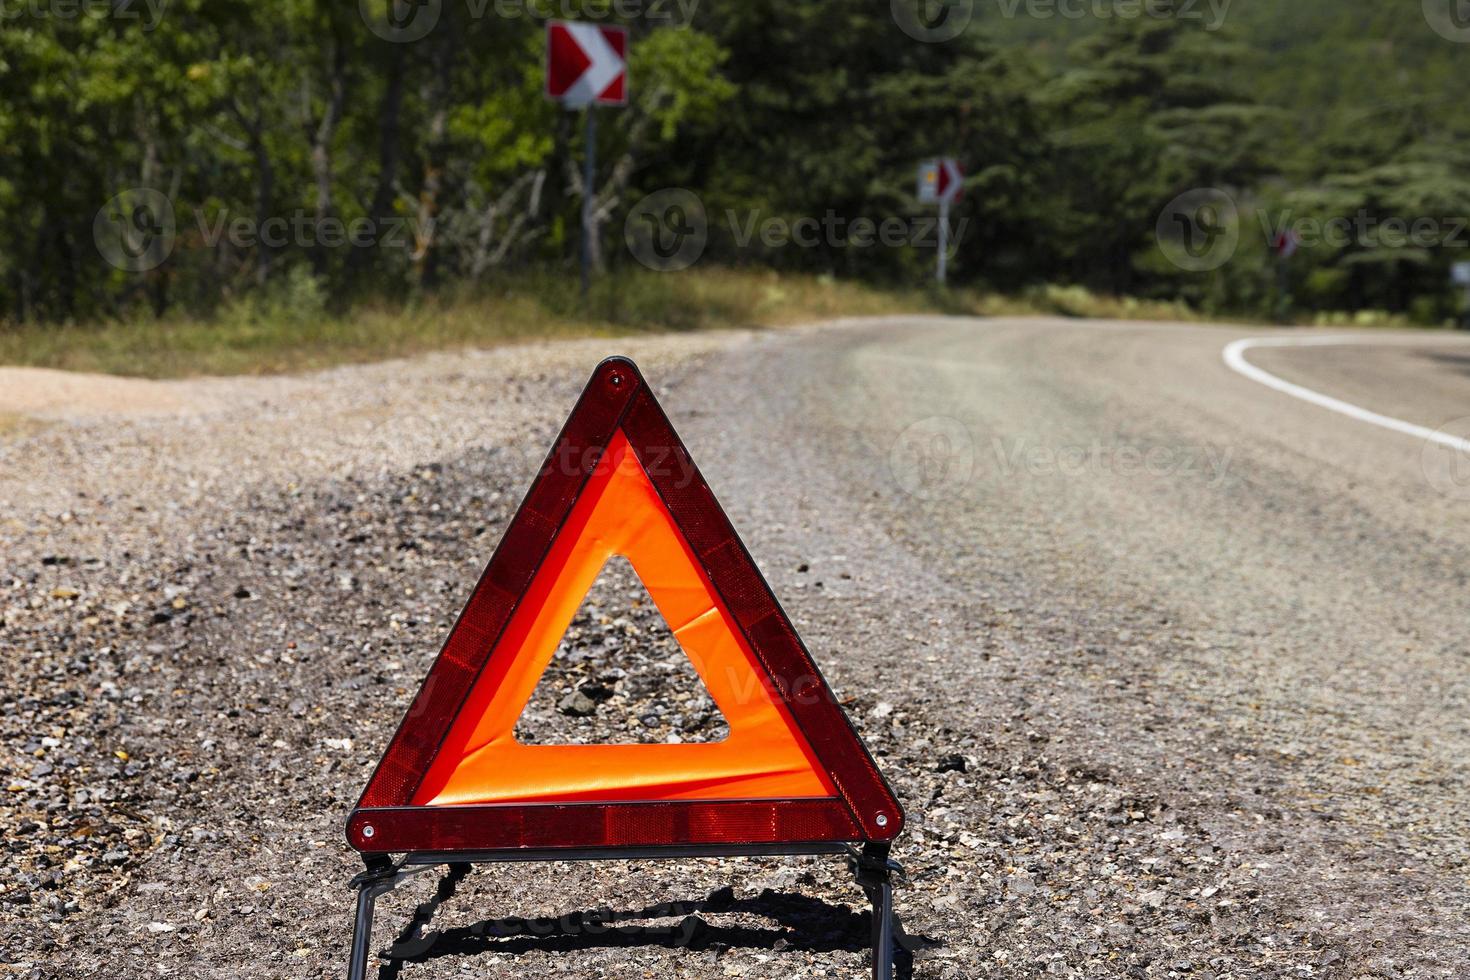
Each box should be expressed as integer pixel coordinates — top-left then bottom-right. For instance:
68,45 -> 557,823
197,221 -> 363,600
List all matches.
630,28 -> 736,142
1,0 -> 1467,329
218,265 -> 329,328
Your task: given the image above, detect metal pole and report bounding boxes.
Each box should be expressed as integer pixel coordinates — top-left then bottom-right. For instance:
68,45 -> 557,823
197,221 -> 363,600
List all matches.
937,198 -> 949,286
1276,257 -> 1289,324
346,883 -> 379,980
870,875 -> 895,980
581,105 -> 597,299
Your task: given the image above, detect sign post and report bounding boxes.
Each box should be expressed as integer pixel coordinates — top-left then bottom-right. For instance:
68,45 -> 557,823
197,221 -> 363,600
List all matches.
546,21 -> 629,297
1271,229 -> 1300,323
938,197 -> 950,286
1453,261 -> 1470,329
917,158 -> 963,286
581,107 -> 597,297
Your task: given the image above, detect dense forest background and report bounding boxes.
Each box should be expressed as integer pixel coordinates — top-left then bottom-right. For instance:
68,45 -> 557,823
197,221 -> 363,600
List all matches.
4,0 -> 1470,327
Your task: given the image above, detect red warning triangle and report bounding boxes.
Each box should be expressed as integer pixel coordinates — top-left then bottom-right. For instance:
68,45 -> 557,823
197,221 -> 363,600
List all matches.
348,358 -> 901,854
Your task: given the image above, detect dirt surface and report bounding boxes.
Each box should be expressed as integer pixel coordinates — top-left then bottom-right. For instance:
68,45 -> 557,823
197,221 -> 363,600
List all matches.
0,368 -> 230,420
3,319 -> 1470,979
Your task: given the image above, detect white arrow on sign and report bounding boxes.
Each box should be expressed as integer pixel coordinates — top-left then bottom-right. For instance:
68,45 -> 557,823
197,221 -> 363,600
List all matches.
547,21 -> 628,108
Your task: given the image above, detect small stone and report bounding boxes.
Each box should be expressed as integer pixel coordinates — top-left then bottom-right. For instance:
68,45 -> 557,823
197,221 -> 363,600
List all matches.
558,690 -> 597,717
578,683 -> 614,703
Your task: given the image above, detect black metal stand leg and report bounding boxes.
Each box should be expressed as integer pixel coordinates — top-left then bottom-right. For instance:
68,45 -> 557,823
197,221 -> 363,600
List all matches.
849,843 -> 901,980
347,879 -> 381,980
869,871 -> 895,980
347,856 -> 412,980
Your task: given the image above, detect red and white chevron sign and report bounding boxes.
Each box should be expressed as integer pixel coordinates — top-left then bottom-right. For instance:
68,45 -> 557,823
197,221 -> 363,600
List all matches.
546,21 -> 628,108
918,158 -> 963,205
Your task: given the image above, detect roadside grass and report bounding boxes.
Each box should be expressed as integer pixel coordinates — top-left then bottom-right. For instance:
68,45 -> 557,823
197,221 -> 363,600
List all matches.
0,413 -> 48,438
0,267 -> 1204,379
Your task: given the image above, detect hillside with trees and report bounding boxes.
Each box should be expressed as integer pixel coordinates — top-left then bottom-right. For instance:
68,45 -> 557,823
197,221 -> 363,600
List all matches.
3,0 -> 1467,329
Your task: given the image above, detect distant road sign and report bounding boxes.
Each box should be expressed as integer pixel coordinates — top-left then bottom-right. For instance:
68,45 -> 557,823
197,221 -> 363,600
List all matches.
919,158 -> 963,285
917,158 -> 963,205
546,21 -> 627,107
1273,229 -> 1301,260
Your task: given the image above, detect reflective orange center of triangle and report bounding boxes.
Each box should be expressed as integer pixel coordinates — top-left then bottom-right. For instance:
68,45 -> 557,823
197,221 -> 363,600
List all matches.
412,430 -> 836,806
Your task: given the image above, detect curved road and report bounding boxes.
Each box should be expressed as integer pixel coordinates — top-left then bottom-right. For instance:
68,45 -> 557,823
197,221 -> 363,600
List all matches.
677,318 -> 1470,977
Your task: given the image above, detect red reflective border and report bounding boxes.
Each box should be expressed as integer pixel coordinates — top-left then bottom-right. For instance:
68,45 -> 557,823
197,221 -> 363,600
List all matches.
349,357 -> 903,852
348,800 -> 861,853
620,386 -> 902,842
354,360 -> 636,812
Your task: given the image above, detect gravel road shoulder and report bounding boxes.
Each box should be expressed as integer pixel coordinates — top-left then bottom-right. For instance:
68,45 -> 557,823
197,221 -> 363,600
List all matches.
4,319 -> 1466,980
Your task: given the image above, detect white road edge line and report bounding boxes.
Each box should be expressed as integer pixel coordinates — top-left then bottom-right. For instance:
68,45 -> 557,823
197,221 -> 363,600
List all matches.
1222,336 -> 1470,452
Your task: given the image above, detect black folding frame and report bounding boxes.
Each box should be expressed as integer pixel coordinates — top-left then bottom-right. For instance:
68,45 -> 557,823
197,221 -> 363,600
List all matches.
345,842 -> 902,980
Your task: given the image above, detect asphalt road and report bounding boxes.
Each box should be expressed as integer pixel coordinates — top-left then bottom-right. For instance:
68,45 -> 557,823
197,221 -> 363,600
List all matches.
5,318 -> 1470,979
682,319 -> 1470,976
